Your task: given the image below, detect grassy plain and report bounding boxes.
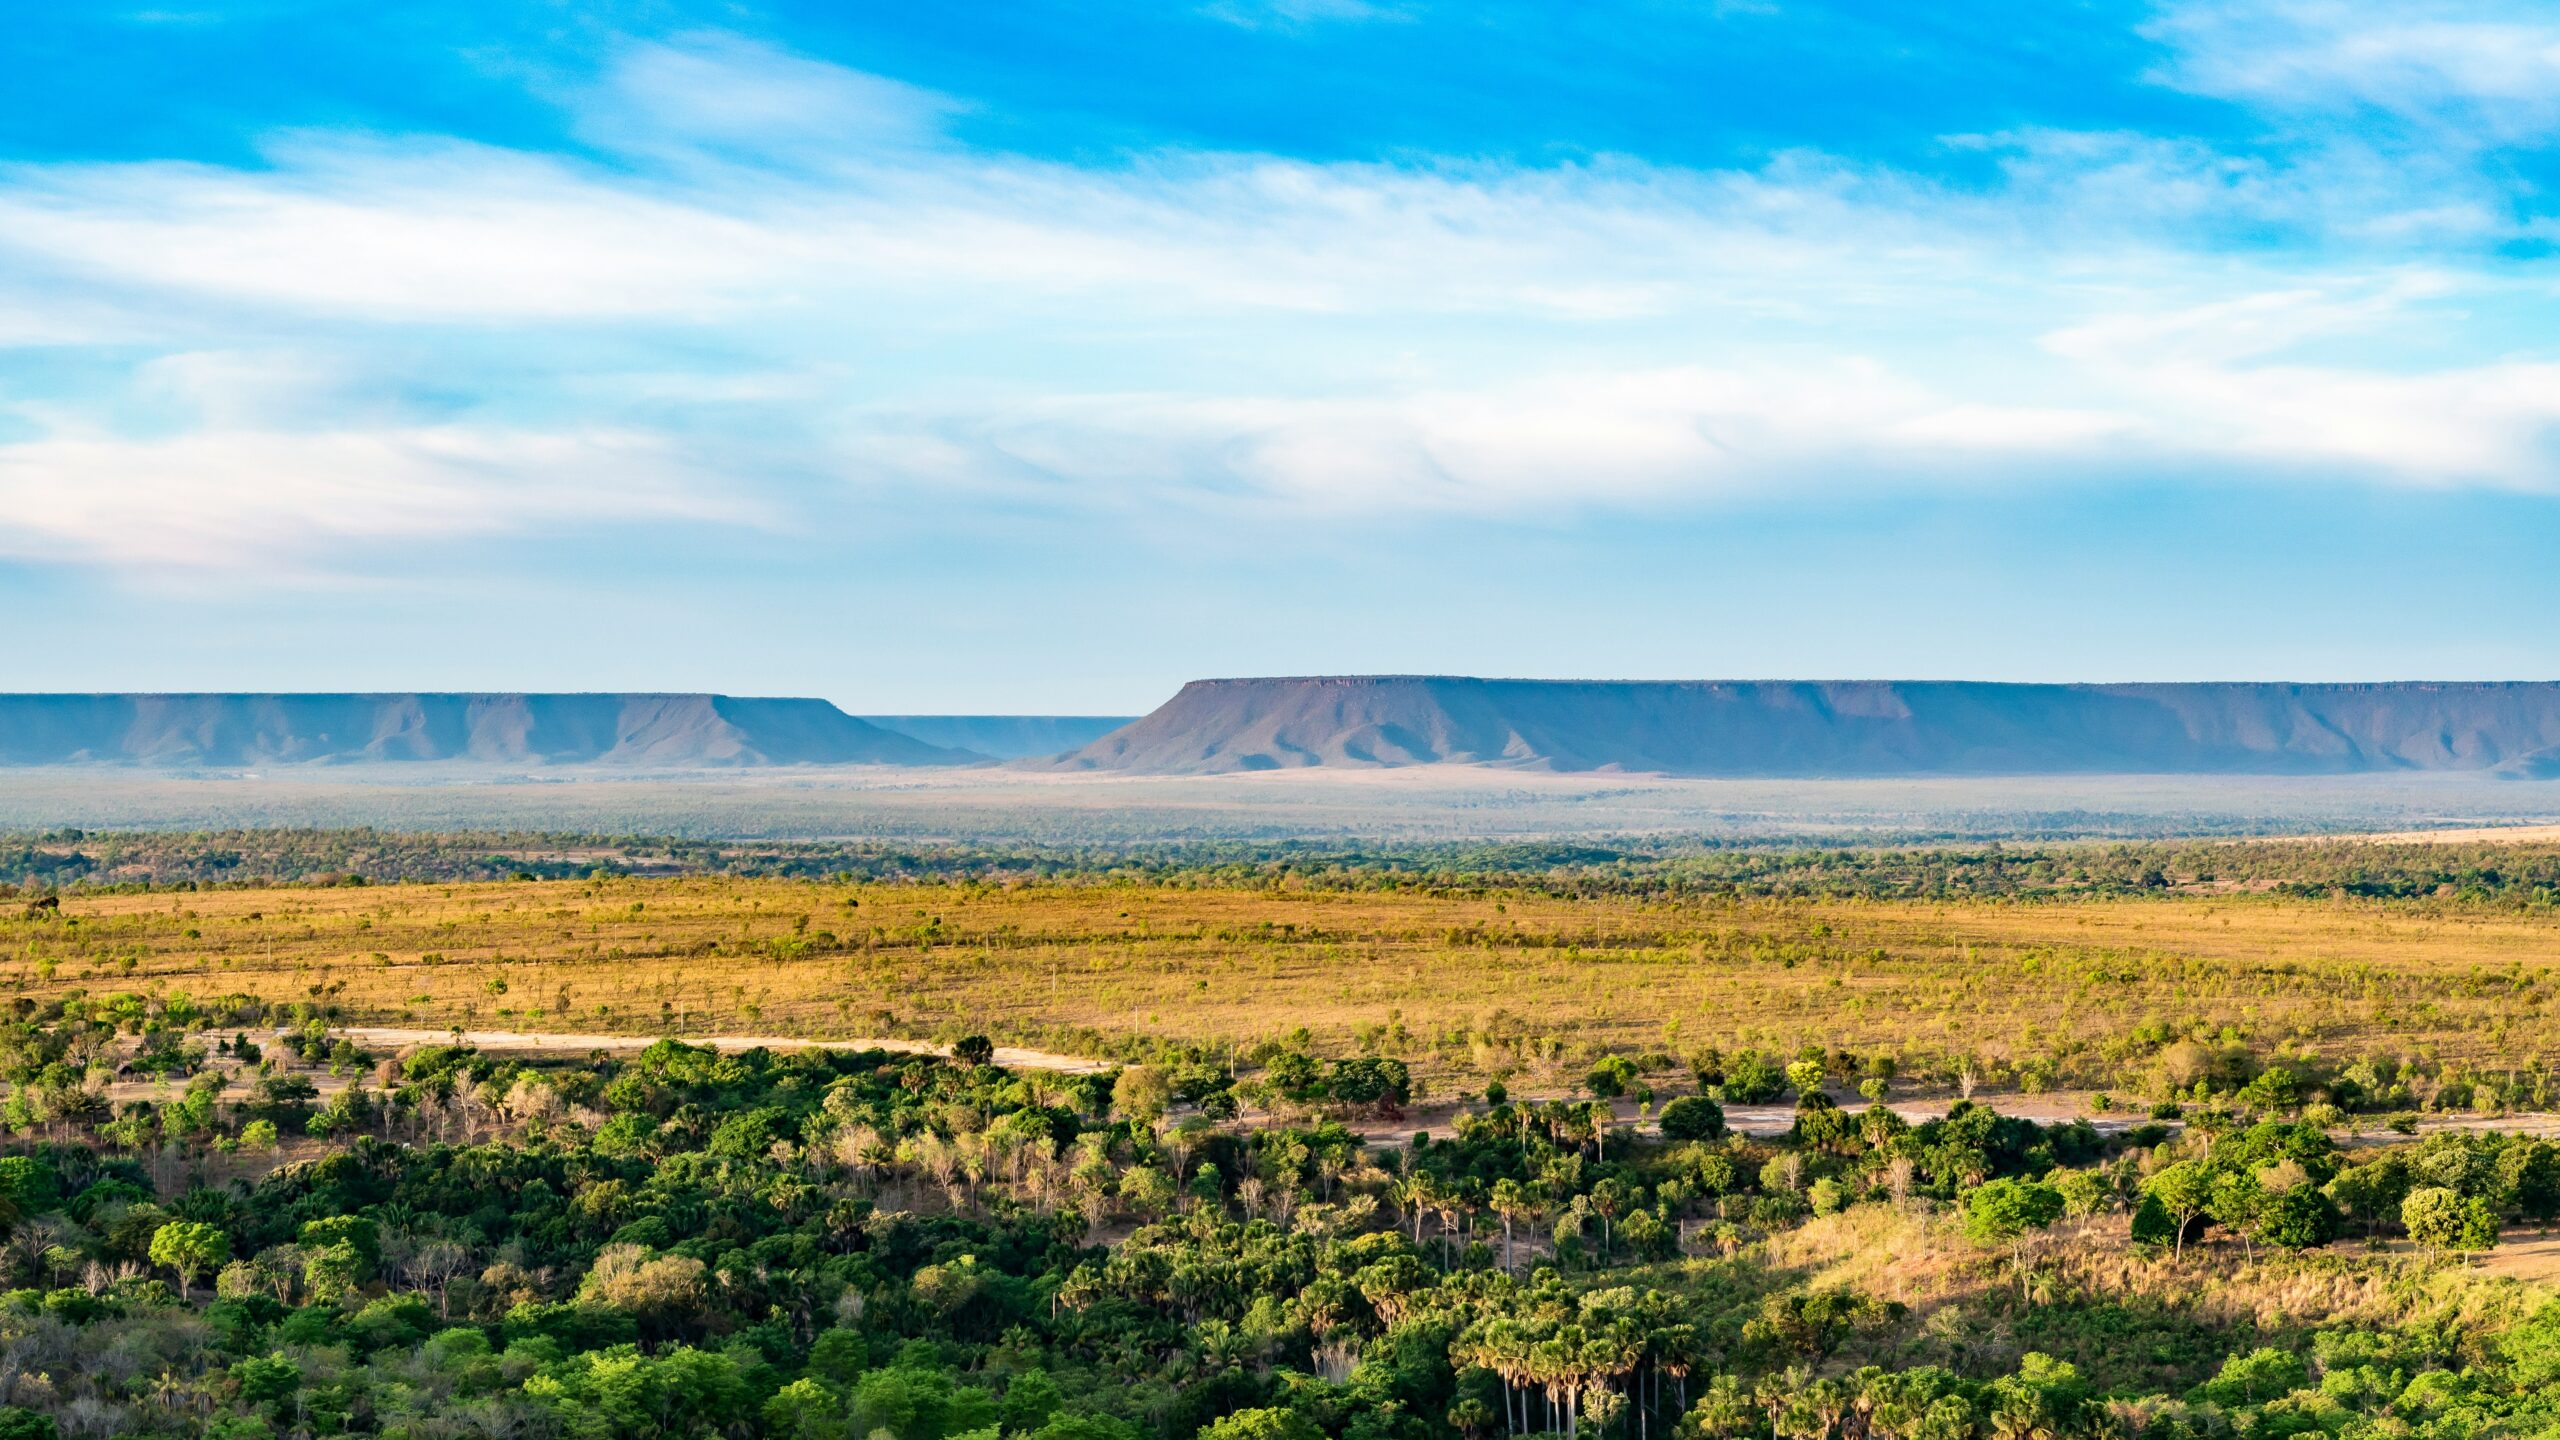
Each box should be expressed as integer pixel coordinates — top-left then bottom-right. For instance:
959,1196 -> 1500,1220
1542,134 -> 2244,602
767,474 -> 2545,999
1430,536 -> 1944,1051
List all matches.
17,874 -> 2560,1089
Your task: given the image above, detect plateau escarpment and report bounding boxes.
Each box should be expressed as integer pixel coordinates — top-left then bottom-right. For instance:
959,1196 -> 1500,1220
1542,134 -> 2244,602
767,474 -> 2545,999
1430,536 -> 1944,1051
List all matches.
1051,676 -> 2560,777
0,693 -> 976,767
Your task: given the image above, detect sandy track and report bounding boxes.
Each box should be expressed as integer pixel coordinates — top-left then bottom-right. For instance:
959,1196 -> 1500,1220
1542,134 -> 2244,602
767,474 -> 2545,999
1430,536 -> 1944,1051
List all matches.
311,1033 -> 2560,1147
335,1027 -> 1110,1074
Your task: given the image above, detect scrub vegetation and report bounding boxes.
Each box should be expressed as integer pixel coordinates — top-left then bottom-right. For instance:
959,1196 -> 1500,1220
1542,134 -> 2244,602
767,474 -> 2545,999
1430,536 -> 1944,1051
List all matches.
13,836 -> 2560,1099
0,834 -> 2555,1438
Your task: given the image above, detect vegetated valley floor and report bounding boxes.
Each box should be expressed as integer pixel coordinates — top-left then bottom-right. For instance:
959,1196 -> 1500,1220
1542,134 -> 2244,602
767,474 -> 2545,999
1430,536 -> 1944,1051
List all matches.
22,874 -> 2560,1085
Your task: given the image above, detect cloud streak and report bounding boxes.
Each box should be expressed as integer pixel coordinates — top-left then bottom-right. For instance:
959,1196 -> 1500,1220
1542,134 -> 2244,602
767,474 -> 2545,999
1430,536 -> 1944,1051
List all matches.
2147,0 -> 2560,135
0,419 -> 754,577
4,26 -> 2560,582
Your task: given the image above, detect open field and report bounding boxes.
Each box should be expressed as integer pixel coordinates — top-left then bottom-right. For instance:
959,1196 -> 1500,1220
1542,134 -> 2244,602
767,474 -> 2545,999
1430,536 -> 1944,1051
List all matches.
13,853 -> 2560,1440
23,872 -> 2560,1090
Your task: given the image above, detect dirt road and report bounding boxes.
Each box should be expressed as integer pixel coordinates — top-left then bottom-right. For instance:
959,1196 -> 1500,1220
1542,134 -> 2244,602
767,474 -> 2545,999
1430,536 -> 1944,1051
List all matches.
305,1030 -> 2560,1149
334,1026 -> 1111,1074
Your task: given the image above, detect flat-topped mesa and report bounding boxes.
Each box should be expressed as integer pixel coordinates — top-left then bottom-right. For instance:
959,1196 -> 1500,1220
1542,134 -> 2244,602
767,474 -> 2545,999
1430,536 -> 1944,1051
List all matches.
1048,676 -> 2560,777
0,693 -> 979,767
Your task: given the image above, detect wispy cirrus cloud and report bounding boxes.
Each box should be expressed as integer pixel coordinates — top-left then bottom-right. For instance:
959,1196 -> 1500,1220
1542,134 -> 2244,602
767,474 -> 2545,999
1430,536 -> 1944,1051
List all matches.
0,31 -> 2513,340
1199,0 -> 1417,31
844,285 -> 2560,518
5,25 -> 2560,587
0,418 -> 753,578
570,33 -> 967,164
2146,0 -> 2560,137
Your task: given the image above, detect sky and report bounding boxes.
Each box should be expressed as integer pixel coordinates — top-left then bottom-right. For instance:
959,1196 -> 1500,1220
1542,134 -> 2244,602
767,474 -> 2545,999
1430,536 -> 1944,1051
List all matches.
10,1 -> 2560,711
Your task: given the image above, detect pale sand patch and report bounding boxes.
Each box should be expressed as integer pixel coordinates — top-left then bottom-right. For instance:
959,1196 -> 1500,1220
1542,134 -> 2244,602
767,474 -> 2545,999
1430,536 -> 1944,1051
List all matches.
2479,1229 -> 2560,1285
2343,823 -> 2560,844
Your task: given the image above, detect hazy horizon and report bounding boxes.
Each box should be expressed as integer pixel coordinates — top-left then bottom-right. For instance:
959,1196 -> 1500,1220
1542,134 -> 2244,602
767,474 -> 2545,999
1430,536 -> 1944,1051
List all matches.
10,766 -> 2560,845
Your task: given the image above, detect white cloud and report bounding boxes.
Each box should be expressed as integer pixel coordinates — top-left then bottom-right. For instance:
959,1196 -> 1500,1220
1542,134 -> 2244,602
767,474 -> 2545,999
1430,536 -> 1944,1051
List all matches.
0,37 -> 2504,345
574,33 -> 966,163
845,365 -> 2141,514
2051,286 -> 2560,485
2041,277 -> 2459,367
0,422 -> 755,576
1949,126 -> 2505,245
0,144 -> 792,323
845,277 -> 2560,509
2147,1 -> 2560,136
0,143 -> 1954,329
1,24 -> 2558,587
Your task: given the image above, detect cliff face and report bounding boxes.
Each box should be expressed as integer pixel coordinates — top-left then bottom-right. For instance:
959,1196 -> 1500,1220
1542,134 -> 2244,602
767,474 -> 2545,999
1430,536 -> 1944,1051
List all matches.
1050,677 -> 2560,776
0,694 -> 977,767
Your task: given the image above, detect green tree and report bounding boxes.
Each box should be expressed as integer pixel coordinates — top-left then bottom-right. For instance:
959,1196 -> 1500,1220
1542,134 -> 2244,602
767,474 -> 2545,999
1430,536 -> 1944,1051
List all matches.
1659,1095 -> 1725,1142
148,1220 -> 230,1301
2325,1156 -> 2413,1237
1196,1408 -> 1323,1440
2192,1348 -> 2307,1407
2235,1066 -> 2301,1115
2205,1168 -> 2267,1260
1112,1066 -> 1174,1125
765,1377 -> 850,1440
1587,1056 -> 1639,1099
1263,1052 -> 1322,1103
232,1353 -> 302,1412
299,1214 -> 380,1273
1717,1052 -> 1786,1104
2499,1139 -> 2560,1224
2143,1162 -> 2216,1260
0,1157 -> 59,1212
1962,1178 -> 2064,1282
303,1243 -> 364,1304
526,1345 -> 748,1440
1119,1166 -> 1176,1220
2050,1169 -> 2110,1230
1489,1178 -> 1535,1272
2403,1186 -> 2500,1254
2128,1193 -> 2179,1249
1794,1101 -> 1855,1153
2255,1183 -> 2342,1251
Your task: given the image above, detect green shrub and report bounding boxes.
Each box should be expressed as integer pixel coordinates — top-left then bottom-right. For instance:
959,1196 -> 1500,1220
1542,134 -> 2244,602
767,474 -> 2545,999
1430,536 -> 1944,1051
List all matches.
1658,1095 -> 1726,1141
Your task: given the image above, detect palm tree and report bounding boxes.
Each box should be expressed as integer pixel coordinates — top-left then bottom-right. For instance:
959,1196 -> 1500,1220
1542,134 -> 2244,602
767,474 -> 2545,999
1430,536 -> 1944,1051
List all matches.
1491,1179 -> 1531,1273
1436,1183 -> 1469,1266
1589,1178 -> 1628,1262
1400,1173 -> 1437,1248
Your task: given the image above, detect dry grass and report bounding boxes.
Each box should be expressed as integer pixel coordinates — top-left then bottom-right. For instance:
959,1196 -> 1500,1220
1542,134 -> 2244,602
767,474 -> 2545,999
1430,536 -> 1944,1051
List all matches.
1766,1207 -> 2414,1326
2471,1229 -> 2560,1286
1746,1203 -> 2544,1396
15,877 -> 2560,1080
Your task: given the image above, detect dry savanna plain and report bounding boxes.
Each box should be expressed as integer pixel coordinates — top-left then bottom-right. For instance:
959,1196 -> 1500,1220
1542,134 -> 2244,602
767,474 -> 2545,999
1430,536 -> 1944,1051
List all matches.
20,869 -> 2560,1092
11,833 -> 2560,1438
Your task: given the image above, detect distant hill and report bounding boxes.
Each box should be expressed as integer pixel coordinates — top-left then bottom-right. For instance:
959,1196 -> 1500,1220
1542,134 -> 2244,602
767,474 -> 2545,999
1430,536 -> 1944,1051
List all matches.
0,694 -> 976,768
1049,676 -> 2560,777
860,715 -> 1139,761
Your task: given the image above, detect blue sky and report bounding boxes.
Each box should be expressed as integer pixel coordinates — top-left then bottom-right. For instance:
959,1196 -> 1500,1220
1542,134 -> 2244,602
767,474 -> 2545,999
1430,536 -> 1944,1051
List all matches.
9,1 -> 2560,711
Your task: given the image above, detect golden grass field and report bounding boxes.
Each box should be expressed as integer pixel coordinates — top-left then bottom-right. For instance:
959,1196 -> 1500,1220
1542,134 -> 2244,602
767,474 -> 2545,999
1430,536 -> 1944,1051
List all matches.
14,874 -> 2560,1088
